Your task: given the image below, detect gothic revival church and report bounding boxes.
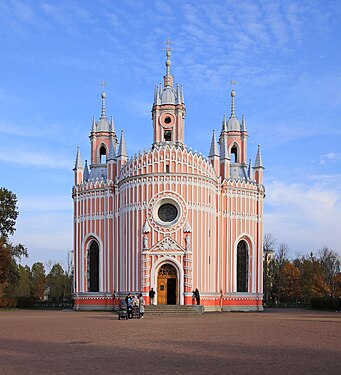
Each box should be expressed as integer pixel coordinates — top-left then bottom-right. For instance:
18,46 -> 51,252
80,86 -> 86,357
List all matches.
72,48 -> 265,311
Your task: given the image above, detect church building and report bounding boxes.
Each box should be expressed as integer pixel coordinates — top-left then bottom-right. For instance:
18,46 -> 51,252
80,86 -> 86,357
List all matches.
72,47 -> 265,311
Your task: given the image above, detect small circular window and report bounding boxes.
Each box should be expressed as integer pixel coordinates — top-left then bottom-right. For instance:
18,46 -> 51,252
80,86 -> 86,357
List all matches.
158,203 -> 178,222
148,193 -> 187,232
164,116 -> 172,124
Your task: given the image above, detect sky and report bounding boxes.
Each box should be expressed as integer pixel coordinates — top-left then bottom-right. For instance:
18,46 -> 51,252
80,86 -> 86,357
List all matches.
0,0 -> 340,269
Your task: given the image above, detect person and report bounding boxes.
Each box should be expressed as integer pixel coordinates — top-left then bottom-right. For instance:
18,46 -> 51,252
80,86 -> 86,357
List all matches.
192,290 -> 196,305
194,288 -> 200,305
112,290 -> 116,312
132,293 -> 140,318
139,293 -> 145,318
149,288 -> 156,305
125,293 -> 133,319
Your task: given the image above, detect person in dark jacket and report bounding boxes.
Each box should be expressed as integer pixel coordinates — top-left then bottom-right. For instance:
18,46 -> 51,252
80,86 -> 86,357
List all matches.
194,288 -> 200,305
125,293 -> 133,318
149,288 -> 156,305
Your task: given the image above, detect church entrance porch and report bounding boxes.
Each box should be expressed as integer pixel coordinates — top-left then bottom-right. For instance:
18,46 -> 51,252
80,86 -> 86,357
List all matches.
157,264 -> 177,305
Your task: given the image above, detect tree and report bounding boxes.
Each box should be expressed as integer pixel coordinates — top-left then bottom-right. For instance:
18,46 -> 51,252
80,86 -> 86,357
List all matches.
272,243 -> 289,304
0,188 -> 19,237
0,238 -> 27,296
47,263 -> 69,301
279,261 -> 301,303
8,265 -> 31,297
318,247 -> 340,297
0,187 -> 27,296
31,262 -> 46,300
263,233 -> 277,304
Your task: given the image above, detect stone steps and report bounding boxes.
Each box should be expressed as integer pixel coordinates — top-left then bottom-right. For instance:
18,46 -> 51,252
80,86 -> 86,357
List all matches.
144,304 -> 204,315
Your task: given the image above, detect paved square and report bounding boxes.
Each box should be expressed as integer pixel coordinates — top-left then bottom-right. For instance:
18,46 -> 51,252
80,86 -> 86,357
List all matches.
0,309 -> 340,374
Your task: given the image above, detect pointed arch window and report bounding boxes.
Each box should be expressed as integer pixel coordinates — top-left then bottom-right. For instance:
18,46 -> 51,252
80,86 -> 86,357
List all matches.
88,241 -> 99,292
164,130 -> 172,142
100,145 -> 106,164
237,240 -> 248,292
231,144 -> 238,163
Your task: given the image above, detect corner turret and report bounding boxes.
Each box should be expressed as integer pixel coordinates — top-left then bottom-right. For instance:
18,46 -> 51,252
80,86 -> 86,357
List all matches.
152,40 -> 186,147
253,144 -> 264,184
73,146 -> 84,185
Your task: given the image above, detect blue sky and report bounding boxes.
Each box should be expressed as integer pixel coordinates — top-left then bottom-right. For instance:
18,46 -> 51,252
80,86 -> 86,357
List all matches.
0,0 -> 340,268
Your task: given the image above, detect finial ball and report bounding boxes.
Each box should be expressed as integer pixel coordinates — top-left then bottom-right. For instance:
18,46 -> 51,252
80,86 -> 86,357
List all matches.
101,91 -> 106,98
231,90 -> 235,97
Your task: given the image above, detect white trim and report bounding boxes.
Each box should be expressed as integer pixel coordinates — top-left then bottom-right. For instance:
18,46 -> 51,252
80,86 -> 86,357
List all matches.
233,234 -> 255,293
150,257 -> 184,305
81,233 -> 104,292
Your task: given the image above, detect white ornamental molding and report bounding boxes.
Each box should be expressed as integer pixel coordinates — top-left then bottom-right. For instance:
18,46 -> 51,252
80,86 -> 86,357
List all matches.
149,236 -> 186,253
183,221 -> 192,233
147,191 -> 187,233
142,220 -> 151,234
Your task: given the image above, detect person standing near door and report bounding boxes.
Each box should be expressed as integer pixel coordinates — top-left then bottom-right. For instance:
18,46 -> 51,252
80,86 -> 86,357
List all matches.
149,288 -> 156,305
194,288 -> 200,305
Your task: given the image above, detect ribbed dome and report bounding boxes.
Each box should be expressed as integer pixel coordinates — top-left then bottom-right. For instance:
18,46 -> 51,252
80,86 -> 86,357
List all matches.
161,87 -> 177,104
227,116 -> 241,131
96,117 -> 110,132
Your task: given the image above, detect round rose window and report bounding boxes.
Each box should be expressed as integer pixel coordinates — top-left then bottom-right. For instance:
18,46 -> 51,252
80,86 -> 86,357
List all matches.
158,203 -> 178,222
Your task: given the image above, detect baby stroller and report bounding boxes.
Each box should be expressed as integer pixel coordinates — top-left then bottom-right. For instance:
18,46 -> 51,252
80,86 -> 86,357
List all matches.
118,300 -> 128,320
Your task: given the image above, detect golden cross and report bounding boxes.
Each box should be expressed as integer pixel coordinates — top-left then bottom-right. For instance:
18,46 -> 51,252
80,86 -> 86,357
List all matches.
164,38 -> 174,51
100,80 -> 107,90
229,79 -> 238,90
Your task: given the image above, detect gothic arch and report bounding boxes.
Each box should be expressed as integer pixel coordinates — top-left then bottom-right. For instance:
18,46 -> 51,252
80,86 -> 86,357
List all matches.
81,234 -> 104,293
88,240 -> 99,292
234,234 -> 254,293
237,240 -> 249,292
98,143 -> 108,164
230,143 -> 240,163
151,257 -> 184,305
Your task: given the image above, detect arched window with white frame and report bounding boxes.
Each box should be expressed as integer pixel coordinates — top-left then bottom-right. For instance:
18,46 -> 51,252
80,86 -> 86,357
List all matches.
237,240 -> 248,292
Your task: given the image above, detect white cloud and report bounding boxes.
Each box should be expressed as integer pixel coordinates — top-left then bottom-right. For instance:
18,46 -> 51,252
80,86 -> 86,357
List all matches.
265,179 -> 341,256
18,194 -> 72,212
12,209 -> 72,267
0,147 -> 71,169
315,152 -> 341,165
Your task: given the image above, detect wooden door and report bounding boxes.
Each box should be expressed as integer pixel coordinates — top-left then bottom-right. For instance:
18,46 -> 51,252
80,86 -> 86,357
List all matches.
157,279 -> 167,305
157,264 -> 177,305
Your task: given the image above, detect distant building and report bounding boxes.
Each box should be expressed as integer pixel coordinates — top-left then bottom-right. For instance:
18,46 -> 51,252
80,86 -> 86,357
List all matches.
72,48 -> 265,311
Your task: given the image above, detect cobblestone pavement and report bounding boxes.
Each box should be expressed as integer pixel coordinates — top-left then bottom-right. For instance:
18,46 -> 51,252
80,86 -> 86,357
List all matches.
0,308 -> 340,374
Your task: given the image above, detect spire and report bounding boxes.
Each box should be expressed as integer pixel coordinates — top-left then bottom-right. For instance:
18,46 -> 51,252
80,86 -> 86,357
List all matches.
220,139 -> 230,161
117,130 -> 127,158
154,85 -> 158,102
91,116 -> 96,132
241,114 -> 247,132
254,144 -> 264,168
83,160 -> 90,181
108,136 -> 117,161
74,146 -> 83,170
163,38 -> 173,87
109,116 -> 115,133
230,89 -> 236,117
247,159 -> 252,179
221,114 -> 227,133
100,91 -> 107,119
209,130 -> 219,157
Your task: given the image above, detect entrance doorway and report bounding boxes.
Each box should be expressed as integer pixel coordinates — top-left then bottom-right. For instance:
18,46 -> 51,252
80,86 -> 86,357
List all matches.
157,264 -> 177,305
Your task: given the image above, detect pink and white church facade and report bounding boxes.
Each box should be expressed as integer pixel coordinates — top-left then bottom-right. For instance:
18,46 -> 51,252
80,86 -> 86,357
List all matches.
72,48 -> 265,311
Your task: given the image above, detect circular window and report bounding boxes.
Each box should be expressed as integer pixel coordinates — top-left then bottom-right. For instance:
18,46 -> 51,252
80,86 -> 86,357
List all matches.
158,203 -> 178,222
164,116 -> 172,124
148,192 -> 187,232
